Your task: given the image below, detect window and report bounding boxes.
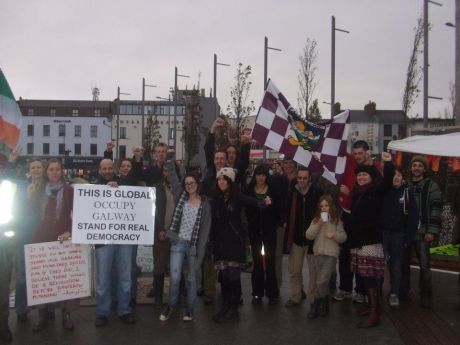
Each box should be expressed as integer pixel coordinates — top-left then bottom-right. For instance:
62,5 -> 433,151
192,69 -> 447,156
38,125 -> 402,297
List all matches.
169,128 -> 174,140
50,108 -> 56,116
58,124 -> 66,136
119,145 -> 126,159
74,143 -> 81,155
43,125 -> 50,137
27,124 -> 34,136
90,144 -> 97,156
74,125 -> 82,137
59,143 -> 65,155
28,108 -> 34,116
27,143 -> 34,155
43,143 -> 50,155
90,125 -> 97,138
383,124 -> 392,137
72,109 -> 79,117
398,124 -> 406,138
94,109 -> 101,117
120,127 -> 126,139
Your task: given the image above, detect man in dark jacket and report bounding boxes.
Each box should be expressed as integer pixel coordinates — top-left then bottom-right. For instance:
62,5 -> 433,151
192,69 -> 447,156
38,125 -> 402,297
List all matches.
284,167 -> 322,307
403,155 -> 442,309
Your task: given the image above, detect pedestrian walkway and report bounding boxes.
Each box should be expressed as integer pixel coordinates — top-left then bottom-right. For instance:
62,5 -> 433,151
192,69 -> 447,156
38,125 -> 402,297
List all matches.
6,260 -> 459,345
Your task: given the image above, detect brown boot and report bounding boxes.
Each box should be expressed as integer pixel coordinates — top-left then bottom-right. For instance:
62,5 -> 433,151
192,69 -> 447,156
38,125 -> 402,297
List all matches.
32,308 -> 48,332
358,288 -> 380,328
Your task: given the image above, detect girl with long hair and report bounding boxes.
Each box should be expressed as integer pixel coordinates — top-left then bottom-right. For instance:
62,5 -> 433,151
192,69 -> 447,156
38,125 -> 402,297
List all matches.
305,195 -> 347,319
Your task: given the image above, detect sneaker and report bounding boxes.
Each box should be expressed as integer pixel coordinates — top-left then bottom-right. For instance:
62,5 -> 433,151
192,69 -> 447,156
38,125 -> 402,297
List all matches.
159,305 -> 174,321
94,315 -> 108,328
388,294 -> 400,308
252,296 -> 263,305
353,293 -> 365,304
333,290 -> 352,301
183,311 -> 194,322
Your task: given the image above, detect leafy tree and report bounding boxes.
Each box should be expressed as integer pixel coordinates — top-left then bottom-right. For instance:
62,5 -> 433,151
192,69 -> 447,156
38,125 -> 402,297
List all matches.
226,63 -> 255,145
402,16 -> 424,118
182,89 -> 202,167
298,38 -> 319,120
143,111 -> 161,162
307,98 -> 322,122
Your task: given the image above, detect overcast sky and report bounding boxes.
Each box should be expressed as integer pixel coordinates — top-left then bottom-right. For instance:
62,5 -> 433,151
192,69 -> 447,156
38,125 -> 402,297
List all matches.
0,0 -> 456,119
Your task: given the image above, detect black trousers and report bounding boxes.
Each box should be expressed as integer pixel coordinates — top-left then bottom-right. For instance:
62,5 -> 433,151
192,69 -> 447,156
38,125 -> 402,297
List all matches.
250,231 -> 278,298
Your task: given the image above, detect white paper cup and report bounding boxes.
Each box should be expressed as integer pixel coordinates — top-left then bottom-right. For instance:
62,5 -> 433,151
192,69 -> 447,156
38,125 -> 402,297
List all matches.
320,212 -> 329,222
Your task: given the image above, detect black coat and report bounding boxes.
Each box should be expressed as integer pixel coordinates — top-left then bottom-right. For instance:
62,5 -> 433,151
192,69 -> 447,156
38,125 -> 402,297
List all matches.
245,184 -> 281,240
349,183 -> 383,249
212,191 -> 259,263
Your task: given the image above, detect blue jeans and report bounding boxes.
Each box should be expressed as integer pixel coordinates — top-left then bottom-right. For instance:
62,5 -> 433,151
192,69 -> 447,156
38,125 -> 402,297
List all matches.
96,245 -> 133,316
382,232 -> 404,295
168,240 -> 197,312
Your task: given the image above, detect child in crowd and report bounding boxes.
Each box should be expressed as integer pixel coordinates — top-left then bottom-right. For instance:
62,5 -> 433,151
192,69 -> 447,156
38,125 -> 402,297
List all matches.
305,195 -> 347,319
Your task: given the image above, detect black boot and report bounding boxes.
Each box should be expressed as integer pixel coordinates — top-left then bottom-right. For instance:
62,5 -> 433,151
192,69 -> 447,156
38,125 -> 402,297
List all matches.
213,284 -> 231,323
154,274 -> 165,308
318,296 -> 329,317
307,298 -> 320,319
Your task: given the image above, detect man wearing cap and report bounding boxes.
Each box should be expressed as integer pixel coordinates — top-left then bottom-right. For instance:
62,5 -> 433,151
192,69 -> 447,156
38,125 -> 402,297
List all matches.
402,155 -> 441,308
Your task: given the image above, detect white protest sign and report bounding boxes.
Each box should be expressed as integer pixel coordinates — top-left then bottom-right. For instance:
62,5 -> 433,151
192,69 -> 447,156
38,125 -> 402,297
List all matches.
25,241 -> 91,306
72,184 -> 156,245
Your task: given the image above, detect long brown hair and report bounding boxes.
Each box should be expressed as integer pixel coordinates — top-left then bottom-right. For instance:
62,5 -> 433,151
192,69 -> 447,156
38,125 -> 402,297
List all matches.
314,195 -> 340,225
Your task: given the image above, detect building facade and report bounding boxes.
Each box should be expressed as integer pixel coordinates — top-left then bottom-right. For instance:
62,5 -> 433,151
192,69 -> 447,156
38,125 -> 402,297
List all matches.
17,99 -> 113,171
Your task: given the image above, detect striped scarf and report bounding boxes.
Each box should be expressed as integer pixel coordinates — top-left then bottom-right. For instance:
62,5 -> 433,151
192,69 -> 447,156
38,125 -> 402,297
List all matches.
169,191 -> 203,248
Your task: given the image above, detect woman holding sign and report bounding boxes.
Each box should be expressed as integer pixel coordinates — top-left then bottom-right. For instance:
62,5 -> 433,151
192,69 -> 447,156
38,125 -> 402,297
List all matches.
159,160 -> 211,322
29,158 -> 77,332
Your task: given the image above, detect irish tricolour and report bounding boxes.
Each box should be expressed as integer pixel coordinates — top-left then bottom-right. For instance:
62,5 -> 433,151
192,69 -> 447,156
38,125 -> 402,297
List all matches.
0,69 -> 22,148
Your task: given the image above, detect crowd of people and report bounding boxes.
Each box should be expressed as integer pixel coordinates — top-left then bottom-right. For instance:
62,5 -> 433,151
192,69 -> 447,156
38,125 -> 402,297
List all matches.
0,117 -> 449,342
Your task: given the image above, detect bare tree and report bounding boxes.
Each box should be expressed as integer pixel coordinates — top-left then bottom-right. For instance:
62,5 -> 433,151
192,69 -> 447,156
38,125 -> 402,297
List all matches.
402,17 -> 424,117
226,63 -> 255,145
298,38 -> 319,120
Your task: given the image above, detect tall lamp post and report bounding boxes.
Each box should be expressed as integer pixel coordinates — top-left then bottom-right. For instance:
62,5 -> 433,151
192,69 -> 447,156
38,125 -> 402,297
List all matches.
213,53 -> 230,117
446,20 -> 459,125
423,0 -> 443,128
174,67 -> 189,150
142,78 -> 157,147
116,86 -> 130,164
331,16 -> 350,119
263,36 -> 282,160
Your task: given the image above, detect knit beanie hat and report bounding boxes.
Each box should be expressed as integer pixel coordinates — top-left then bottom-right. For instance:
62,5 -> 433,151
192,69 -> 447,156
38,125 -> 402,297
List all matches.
354,164 -> 376,178
217,167 -> 235,182
411,155 -> 428,170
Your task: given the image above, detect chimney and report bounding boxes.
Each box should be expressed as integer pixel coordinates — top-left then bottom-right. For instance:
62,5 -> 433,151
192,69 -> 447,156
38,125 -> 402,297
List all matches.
364,101 -> 377,115
333,102 -> 341,116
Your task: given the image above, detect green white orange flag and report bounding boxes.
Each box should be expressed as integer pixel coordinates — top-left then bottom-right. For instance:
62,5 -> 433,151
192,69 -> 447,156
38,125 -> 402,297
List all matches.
0,69 -> 22,148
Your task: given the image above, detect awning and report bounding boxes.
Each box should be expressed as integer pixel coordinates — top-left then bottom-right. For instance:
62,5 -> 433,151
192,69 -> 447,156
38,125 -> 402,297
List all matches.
387,132 -> 460,157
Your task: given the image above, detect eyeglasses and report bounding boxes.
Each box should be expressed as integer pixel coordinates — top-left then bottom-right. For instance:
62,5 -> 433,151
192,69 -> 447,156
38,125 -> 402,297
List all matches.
185,182 -> 197,186
297,177 -> 309,180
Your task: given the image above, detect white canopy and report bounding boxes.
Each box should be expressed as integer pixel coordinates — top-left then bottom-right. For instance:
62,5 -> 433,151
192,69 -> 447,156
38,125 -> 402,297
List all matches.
387,132 -> 460,157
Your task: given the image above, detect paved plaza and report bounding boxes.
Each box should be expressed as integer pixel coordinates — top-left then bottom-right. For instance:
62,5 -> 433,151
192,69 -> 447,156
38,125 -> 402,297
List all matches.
5,259 -> 460,345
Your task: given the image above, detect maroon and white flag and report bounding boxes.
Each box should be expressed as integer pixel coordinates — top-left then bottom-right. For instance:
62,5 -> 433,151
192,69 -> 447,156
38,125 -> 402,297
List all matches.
252,80 -> 349,185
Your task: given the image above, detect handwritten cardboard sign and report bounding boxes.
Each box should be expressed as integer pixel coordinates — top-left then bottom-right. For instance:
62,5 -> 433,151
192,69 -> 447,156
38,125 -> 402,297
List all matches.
72,185 -> 156,245
25,241 -> 91,306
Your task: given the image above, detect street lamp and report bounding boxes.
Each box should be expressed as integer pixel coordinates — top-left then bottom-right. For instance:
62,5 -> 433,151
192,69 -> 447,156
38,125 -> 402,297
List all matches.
446,21 -> 459,125
174,67 -> 189,150
213,53 -> 230,117
423,0 -> 443,128
263,36 -> 282,160
331,15 -> 350,119
142,78 -> 157,147
116,86 -> 130,164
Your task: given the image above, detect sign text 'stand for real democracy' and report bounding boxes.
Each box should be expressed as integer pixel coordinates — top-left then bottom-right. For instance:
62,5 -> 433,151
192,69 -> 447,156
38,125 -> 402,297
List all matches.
25,241 -> 91,306
71,184 -> 156,245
